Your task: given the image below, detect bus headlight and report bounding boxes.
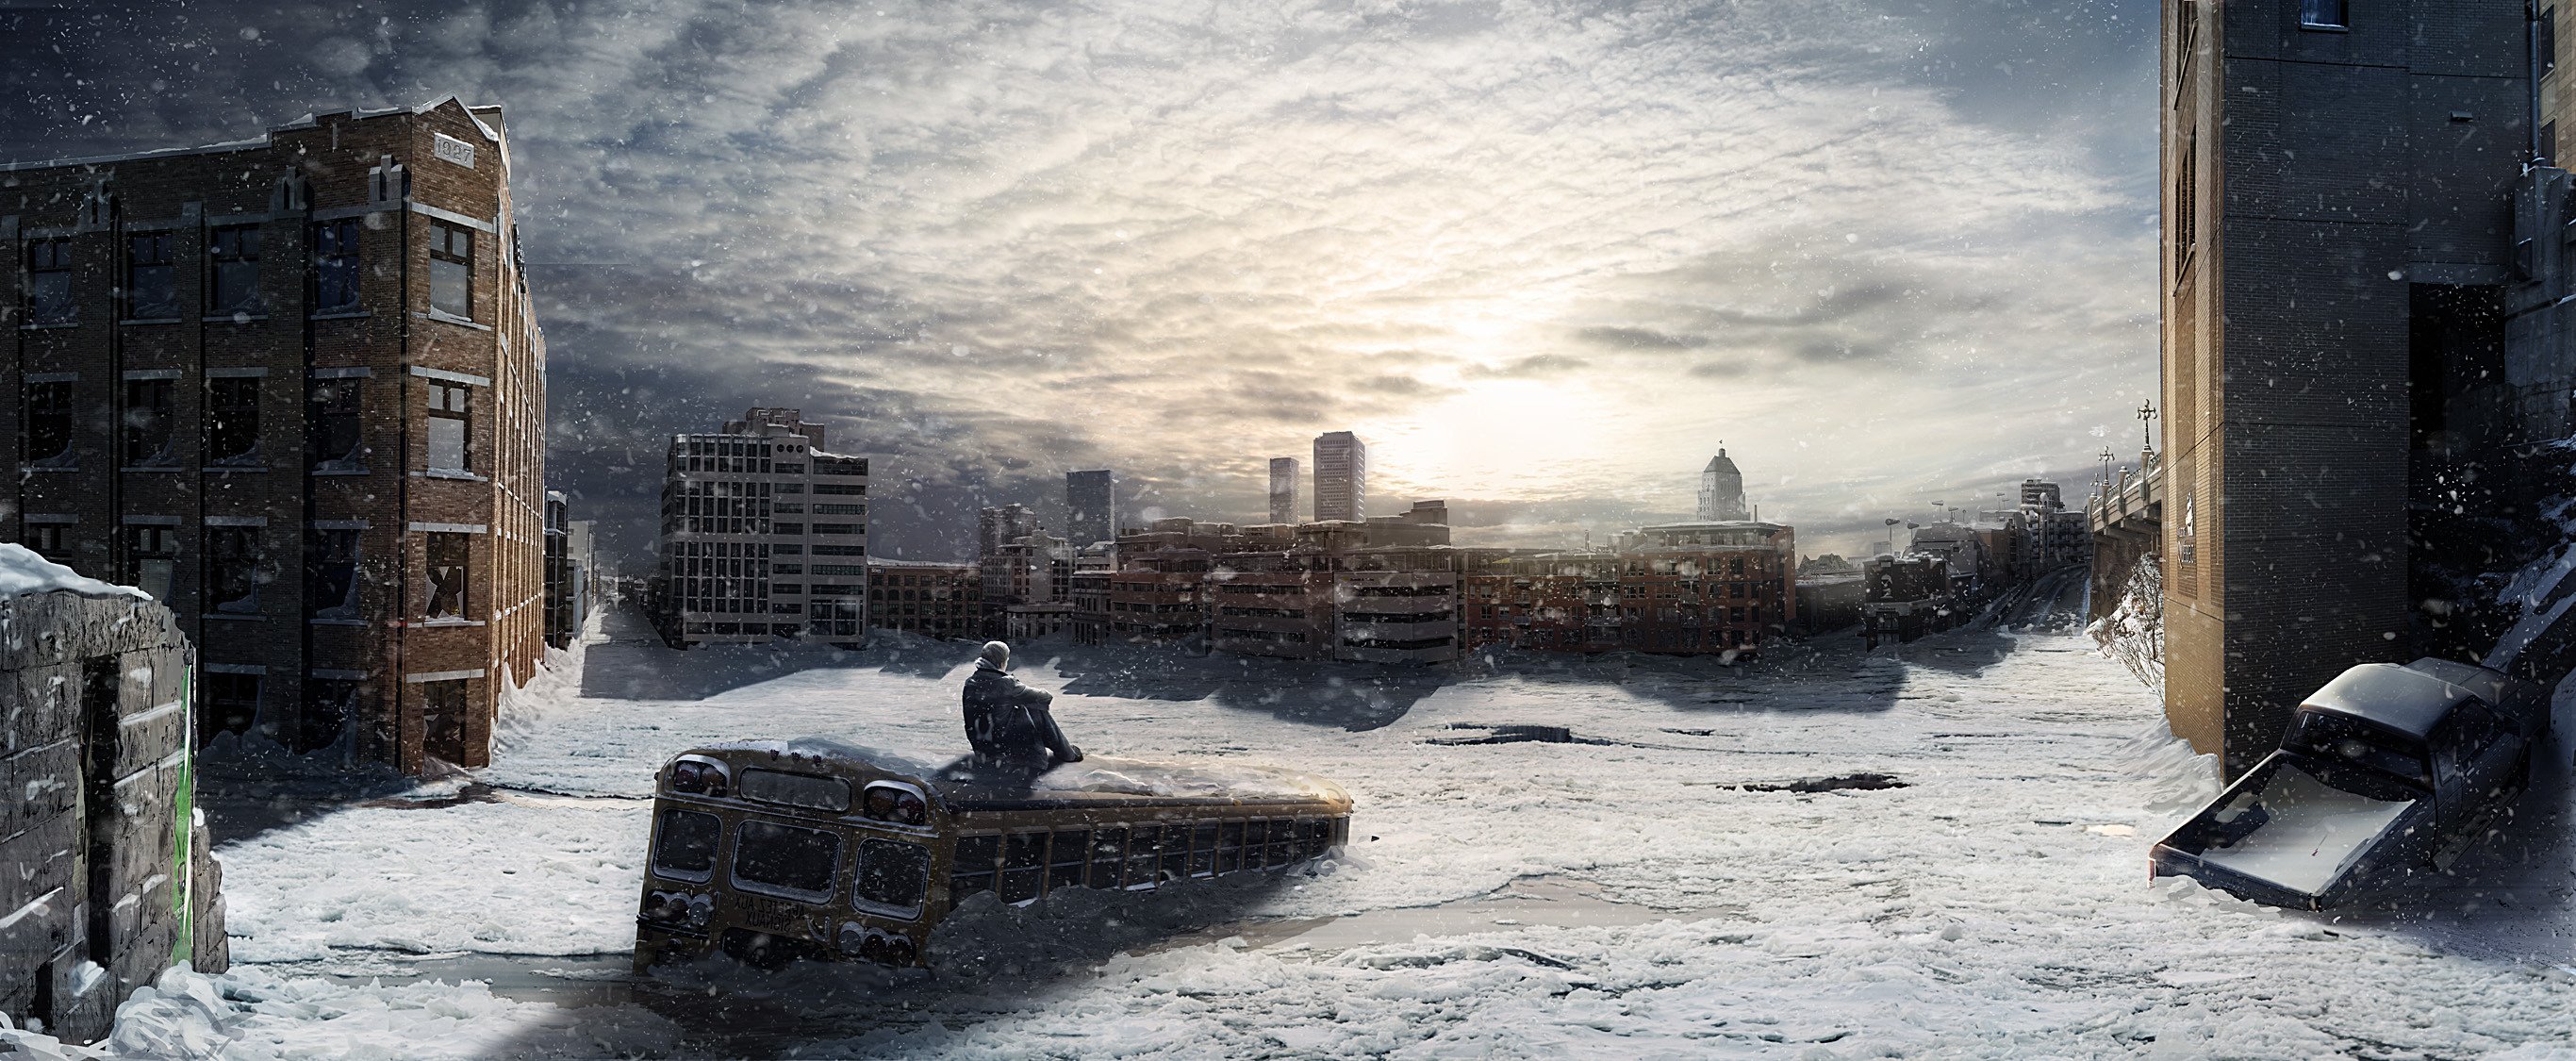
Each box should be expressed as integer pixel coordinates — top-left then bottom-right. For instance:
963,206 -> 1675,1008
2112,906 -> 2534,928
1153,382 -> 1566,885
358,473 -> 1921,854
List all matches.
685,894 -> 714,927
672,761 -> 707,793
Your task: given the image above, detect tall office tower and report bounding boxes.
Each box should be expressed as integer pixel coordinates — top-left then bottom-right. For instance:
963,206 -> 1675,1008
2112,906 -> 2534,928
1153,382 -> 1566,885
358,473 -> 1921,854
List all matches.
1696,449 -> 1749,521
0,99 -> 546,775
1312,431 -> 1367,522
1065,469 -> 1115,547
1268,456 -> 1301,524
652,408 -> 869,650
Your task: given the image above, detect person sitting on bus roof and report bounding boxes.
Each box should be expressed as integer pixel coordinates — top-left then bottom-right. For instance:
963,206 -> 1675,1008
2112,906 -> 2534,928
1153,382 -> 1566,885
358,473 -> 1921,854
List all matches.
964,640 -> 1082,766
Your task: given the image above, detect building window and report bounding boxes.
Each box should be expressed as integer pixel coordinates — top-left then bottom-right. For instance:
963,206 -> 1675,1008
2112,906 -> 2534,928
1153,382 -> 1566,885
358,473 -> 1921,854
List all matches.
122,378 -> 176,467
313,219 -> 361,311
305,529 -> 361,620
25,381 -> 74,468
2550,9 -> 2563,77
307,378 -> 364,472
426,532 -> 470,621
300,679 -> 359,753
2298,0 -> 2346,28
203,673 -> 260,743
124,232 -> 177,320
206,526 -> 262,614
125,526 -> 179,602
429,222 -> 471,320
26,238 -> 73,324
206,376 -> 260,467
209,225 -> 261,316
425,382 -> 471,472
2546,122 -> 2561,169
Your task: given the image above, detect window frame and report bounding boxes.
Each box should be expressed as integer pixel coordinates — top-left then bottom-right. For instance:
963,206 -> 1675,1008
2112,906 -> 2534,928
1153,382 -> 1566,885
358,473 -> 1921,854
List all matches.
208,224 -> 263,316
123,231 -> 178,322
306,377 -> 365,472
425,532 -> 471,622
428,221 -> 473,321
206,375 -> 262,467
25,238 -> 74,325
206,525 -> 263,615
25,380 -> 75,466
312,218 -> 362,312
425,381 -> 472,472
2298,0 -> 2348,29
121,377 -> 178,468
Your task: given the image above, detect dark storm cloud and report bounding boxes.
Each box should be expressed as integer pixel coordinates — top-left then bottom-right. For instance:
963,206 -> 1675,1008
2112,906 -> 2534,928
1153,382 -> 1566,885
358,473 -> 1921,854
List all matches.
1,0 -> 2161,558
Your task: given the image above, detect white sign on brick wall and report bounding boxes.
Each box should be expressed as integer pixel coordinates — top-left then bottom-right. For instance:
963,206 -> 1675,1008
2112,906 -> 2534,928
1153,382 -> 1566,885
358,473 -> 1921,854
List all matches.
432,132 -> 477,169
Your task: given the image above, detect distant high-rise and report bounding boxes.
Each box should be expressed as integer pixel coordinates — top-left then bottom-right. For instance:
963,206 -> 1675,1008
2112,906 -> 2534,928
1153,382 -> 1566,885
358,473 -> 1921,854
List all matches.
978,504 -> 1034,560
1313,432 -> 1367,522
1268,457 -> 1302,523
1697,449 -> 1749,521
1065,470 -> 1115,547
652,408 -> 870,651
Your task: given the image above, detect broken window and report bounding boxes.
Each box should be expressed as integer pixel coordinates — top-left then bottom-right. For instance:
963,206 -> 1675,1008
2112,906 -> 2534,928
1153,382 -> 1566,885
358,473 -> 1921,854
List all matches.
299,679 -> 358,753
206,526 -> 262,614
306,378 -> 364,472
313,219 -> 361,311
208,225 -> 261,316
2299,0 -> 2347,29
201,673 -> 259,743
124,232 -> 176,320
25,238 -> 73,324
731,821 -> 840,900
305,529 -> 361,620
121,378 -> 175,467
425,532 -> 470,621
124,525 -> 179,602
25,381 -> 74,468
206,375 -> 261,466
1124,825 -> 1162,888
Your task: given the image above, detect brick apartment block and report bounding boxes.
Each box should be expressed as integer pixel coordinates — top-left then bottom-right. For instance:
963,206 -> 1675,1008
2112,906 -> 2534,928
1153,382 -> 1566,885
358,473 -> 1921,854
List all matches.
1,97 -> 549,774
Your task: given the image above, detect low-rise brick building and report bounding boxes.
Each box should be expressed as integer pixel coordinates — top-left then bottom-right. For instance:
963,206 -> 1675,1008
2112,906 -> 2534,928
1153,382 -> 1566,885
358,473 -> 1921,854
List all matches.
1,99 -> 549,774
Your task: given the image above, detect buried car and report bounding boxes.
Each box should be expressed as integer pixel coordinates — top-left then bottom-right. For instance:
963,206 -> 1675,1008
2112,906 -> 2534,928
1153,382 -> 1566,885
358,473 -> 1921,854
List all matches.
2148,657 -> 2549,910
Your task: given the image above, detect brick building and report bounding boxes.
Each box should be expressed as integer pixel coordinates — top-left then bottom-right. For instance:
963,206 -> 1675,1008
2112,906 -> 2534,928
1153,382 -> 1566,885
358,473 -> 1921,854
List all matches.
866,559 -> 980,639
1461,521 -> 1795,656
2161,1 -> 2558,773
650,407 -> 870,649
1,99 -> 548,773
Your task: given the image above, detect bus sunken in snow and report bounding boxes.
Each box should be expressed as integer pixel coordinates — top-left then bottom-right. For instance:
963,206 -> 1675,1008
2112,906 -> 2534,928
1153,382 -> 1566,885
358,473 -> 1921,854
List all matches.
634,738 -> 1355,970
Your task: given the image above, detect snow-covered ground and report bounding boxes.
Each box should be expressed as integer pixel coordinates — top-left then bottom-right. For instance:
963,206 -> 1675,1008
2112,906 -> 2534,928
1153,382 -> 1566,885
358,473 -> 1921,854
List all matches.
102,598 -> 2576,1056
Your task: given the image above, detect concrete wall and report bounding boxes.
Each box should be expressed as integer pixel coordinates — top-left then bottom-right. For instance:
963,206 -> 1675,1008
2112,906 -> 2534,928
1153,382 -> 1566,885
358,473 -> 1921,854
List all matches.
0,590 -> 226,1043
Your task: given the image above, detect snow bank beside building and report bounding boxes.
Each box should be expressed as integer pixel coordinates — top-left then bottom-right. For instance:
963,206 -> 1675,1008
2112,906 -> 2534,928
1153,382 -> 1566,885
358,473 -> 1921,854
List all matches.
0,543 -> 146,600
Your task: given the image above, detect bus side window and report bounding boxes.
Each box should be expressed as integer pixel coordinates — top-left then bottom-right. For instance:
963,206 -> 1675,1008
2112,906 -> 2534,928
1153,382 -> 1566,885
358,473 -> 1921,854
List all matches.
1000,833 -> 1046,904
1265,820 -> 1293,868
1163,824 -> 1192,882
1048,828 -> 1091,892
1216,821 -> 1246,875
1088,827 -> 1127,890
1243,821 -> 1268,870
1188,823 -> 1218,878
1300,819 -> 1330,861
950,834 -> 1000,909
1125,825 -> 1162,889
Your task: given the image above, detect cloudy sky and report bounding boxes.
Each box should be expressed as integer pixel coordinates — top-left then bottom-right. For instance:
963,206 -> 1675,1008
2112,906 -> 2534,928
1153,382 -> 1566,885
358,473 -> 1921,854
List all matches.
2,0 -> 2158,563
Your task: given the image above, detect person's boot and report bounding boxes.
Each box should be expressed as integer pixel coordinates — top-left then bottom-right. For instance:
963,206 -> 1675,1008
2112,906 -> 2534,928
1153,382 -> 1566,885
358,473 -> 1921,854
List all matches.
1053,743 -> 1084,764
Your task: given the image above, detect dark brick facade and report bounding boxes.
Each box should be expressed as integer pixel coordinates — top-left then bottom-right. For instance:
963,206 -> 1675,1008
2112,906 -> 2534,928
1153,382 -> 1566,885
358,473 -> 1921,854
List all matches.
2165,2 -> 2531,776
1,98 -> 550,775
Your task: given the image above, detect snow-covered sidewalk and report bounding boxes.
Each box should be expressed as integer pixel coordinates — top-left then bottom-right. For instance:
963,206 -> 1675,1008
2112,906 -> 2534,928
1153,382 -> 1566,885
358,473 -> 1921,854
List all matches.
141,607 -> 2576,1055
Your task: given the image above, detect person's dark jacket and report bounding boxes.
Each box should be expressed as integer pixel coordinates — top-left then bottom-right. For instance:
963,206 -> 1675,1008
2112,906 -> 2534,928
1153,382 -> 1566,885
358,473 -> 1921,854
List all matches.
963,660 -> 1057,757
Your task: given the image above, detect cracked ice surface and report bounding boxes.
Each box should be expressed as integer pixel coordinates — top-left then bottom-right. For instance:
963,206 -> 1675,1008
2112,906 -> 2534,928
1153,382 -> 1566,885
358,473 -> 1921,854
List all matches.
200,609 -> 2576,1056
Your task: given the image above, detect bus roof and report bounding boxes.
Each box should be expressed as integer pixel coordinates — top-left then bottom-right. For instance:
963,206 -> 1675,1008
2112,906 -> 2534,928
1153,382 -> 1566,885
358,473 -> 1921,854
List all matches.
679,738 -> 1353,813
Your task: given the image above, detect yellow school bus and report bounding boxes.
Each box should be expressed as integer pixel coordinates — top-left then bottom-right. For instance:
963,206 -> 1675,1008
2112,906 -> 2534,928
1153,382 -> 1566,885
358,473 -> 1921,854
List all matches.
633,737 -> 1354,970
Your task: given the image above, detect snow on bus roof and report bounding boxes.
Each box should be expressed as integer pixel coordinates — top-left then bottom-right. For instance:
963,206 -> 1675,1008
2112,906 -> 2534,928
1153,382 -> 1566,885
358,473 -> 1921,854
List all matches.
683,738 -> 1347,807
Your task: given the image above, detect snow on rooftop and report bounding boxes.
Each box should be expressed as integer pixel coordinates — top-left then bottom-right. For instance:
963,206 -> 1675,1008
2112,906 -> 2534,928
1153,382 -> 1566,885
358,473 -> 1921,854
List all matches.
0,544 -> 147,601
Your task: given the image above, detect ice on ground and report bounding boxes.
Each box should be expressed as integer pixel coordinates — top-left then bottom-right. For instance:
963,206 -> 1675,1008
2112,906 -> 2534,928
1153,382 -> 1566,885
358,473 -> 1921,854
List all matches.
0,543 -> 147,600
203,608 -> 2576,1055
2192,762 -> 2414,895
3,962 -> 674,1059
